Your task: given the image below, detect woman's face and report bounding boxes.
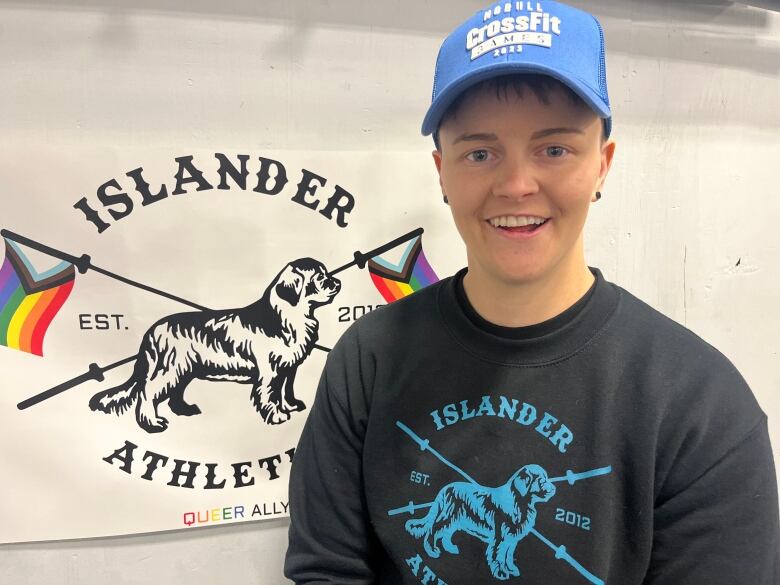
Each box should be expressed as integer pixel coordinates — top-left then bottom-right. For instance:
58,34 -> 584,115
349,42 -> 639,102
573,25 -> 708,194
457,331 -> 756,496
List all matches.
433,84 -> 615,288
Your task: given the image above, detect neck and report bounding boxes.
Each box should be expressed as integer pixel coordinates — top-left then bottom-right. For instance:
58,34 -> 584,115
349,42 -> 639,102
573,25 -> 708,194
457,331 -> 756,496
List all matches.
462,255 -> 594,328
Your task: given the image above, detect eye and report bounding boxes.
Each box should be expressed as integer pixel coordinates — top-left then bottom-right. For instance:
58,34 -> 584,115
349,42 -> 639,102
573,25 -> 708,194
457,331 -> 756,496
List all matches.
465,149 -> 492,163
545,146 -> 569,158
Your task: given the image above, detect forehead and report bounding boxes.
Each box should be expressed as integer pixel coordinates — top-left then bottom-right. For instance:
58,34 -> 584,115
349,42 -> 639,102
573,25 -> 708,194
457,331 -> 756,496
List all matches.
439,82 -> 600,139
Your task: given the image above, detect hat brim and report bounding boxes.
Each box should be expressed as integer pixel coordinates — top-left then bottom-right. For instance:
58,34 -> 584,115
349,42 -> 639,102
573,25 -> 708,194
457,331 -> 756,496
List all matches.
421,62 -> 612,138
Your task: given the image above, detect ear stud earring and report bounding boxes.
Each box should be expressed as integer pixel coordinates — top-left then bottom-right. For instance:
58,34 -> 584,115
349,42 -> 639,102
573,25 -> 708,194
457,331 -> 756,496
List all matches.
595,191 -> 602,201
443,195 -> 449,204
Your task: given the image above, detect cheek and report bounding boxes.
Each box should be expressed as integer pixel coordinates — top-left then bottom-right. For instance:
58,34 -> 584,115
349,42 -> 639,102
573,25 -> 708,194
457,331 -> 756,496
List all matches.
439,165 -> 465,199
567,166 -> 598,194
447,204 -> 476,242
442,179 -> 479,217
573,156 -> 603,190
550,167 -> 599,212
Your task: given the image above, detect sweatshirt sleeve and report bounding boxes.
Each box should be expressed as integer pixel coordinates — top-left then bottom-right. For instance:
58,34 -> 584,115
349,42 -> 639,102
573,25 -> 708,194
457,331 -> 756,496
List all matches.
643,415 -> 780,584
284,327 -> 377,585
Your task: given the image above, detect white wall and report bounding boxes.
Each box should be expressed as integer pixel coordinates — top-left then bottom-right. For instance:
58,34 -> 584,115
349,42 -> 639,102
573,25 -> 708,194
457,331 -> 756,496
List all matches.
1,1 -> 778,583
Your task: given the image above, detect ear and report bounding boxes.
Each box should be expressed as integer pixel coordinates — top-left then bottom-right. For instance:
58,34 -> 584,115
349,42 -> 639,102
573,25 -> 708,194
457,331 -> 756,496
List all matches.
275,267 -> 304,306
432,150 -> 446,201
597,138 -> 617,194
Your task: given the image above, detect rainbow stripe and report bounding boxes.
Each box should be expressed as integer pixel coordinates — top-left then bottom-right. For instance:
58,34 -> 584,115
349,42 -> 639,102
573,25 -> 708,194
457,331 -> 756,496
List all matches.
368,236 -> 439,303
0,238 -> 75,356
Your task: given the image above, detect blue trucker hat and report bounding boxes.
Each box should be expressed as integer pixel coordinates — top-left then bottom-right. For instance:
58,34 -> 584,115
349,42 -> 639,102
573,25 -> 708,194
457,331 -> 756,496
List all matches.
422,1 -> 612,137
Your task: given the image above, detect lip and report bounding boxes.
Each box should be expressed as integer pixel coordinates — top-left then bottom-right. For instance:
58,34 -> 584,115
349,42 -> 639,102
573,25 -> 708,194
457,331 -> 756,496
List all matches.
485,214 -> 550,222
485,218 -> 551,240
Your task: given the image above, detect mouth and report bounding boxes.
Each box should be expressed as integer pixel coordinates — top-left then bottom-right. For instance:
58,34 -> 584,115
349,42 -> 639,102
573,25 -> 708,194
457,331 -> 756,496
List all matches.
486,215 -> 550,236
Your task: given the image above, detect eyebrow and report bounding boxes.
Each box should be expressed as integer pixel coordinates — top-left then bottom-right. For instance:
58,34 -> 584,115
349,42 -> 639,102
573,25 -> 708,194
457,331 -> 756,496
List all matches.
452,132 -> 498,145
530,127 -> 585,139
451,127 -> 586,145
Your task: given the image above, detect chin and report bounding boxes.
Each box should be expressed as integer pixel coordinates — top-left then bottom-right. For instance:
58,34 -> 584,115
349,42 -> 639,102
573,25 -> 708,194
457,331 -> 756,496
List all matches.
498,268 -> 548,286
484,260 -> 551,286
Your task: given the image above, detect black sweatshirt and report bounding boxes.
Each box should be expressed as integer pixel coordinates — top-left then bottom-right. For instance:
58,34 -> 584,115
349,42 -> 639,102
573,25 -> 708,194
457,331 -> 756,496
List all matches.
285,268 -> 779,584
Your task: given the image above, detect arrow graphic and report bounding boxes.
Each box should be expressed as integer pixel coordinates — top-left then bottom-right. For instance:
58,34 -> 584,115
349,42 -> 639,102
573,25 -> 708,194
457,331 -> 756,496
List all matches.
7,228 -> 424,409
387,501 -> 434,517
395,421 -> 477,484
1,229 -> 212,311
16,356 -> 137,410
549,466 -> 613,485
530,528 -> 605,585
330,228 -> 423,276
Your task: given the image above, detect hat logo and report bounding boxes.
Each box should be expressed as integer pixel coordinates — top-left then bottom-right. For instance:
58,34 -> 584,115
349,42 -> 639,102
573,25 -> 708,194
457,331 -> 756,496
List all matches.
466,5 -> 562,61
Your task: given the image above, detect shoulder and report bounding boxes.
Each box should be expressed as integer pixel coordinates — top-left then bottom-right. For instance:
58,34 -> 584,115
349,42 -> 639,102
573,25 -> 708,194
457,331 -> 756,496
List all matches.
605,280 -> 765,457
333,277 -> 446,354
599,280 -> 771,503
608,283 -> 748,386
321,278 -> 447,391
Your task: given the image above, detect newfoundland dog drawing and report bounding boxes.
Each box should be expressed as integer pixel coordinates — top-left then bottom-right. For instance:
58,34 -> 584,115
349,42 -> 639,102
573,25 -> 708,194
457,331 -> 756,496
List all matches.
405,464 -> 556,580
89,258 -> 340,433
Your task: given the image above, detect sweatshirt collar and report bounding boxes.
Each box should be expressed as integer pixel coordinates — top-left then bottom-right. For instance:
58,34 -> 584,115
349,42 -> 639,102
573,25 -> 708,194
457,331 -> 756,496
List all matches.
437,266 -> 620,366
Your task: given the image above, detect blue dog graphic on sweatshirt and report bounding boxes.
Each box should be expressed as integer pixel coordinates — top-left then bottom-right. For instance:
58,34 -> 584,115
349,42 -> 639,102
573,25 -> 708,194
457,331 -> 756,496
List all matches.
405,464 -> 556,581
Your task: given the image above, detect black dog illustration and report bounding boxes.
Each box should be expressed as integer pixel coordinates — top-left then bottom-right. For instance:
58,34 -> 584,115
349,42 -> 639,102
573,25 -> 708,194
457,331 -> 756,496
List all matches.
89,258 -> 340,433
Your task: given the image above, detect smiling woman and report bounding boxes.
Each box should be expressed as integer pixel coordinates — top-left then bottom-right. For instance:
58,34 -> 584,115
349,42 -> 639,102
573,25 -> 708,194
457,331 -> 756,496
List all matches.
285,1 -> 779,584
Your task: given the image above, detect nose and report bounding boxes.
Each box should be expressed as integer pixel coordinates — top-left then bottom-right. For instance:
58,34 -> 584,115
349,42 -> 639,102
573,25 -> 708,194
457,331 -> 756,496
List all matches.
491,156 -> 539,200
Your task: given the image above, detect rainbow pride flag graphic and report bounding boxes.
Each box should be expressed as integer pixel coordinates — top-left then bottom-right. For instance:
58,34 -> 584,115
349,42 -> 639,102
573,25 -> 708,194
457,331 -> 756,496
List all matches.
0,237 -> 75,356
368,235 -> 438,303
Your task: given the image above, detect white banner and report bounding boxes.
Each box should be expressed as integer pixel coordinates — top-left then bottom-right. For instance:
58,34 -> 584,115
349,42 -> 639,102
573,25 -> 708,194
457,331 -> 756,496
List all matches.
0,147 -> 461,543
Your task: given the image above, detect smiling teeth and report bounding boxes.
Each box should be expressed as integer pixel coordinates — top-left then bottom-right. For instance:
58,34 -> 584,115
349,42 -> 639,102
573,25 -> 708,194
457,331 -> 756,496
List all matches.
489,216 -> 547,228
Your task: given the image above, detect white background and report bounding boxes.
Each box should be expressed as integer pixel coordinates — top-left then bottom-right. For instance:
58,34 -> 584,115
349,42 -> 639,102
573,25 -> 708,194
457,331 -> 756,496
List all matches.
1,0 -> 778,583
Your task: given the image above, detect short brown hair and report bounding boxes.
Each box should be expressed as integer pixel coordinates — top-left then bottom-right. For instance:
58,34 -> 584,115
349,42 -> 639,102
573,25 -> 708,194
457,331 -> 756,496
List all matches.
433,74 -> 606,150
